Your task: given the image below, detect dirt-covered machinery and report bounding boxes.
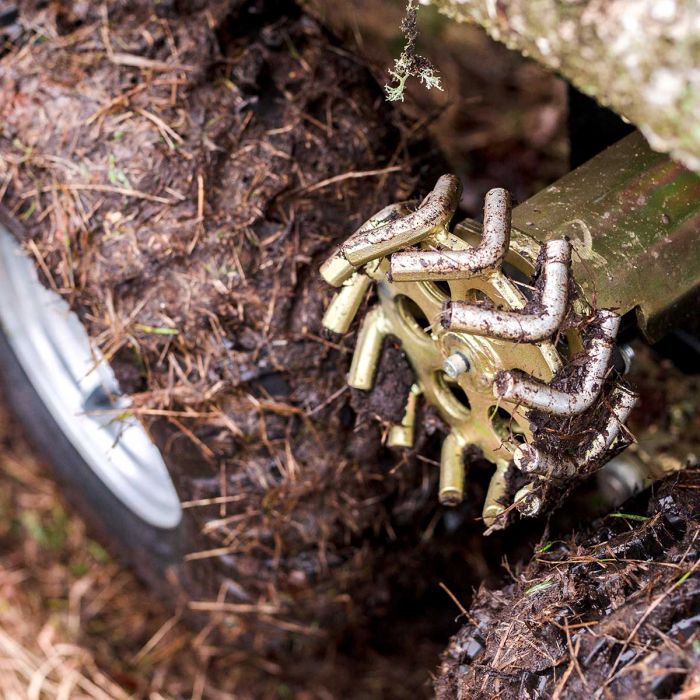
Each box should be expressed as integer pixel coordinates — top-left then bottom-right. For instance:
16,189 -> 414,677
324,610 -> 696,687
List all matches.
1,0 -> 699,697
321,132 -> 700,528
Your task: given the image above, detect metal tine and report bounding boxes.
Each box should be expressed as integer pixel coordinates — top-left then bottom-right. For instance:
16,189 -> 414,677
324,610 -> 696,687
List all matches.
387,384 -> 420,448
583,385 -> 637,461
494,309 -> 621,416
439,431 -> 465,505
513,482 -> 542,517
322,272 -> 372,334
347,306 -> 387,391
442,239 -> 571,342
320,202 -> 414,287
390,187 -> 510,282
513,385 -> 637,478
342,174 -> 461,268
482,460 -> 509,527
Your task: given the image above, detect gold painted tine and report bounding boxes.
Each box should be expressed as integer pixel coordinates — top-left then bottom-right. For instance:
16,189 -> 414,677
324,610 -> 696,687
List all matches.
320,202 -> 415,287
513,482 -> 542,518
390,187 -> 511,281
320,251 -> 356,288
494,309 -> 620,416
322,272 -> 372,334
387,384 -> 420,448
442,239 -> 571,340
482,459 -> 509,527
438,432 -> 465,506
347,306 -> 387,391
343,175 -> 461,268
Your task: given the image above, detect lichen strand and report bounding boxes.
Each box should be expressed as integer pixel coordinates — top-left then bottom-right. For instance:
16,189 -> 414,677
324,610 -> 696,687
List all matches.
429,0 -> 700,173
385,0 -> 443,102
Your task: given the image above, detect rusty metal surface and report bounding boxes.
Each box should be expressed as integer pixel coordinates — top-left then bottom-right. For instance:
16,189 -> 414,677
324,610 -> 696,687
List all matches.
510,131 -> 700,341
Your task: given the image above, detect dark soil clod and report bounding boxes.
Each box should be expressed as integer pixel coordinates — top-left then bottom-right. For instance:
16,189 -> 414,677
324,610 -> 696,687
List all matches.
436,467 -> 700,699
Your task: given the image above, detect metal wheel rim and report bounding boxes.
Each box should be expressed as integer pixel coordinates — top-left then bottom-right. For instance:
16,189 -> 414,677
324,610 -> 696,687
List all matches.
0,224 -> 181,528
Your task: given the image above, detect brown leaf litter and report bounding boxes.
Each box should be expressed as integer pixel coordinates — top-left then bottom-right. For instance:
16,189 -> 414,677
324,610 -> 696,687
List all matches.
0,0 -> 487,695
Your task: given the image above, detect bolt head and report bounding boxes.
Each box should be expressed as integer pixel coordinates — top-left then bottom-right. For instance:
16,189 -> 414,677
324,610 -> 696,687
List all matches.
443,352 -> 469,378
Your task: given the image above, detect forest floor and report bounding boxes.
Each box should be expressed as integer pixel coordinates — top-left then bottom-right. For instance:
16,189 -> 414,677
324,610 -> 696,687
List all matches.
0,401 -> 224,700
5,2 -> 697,700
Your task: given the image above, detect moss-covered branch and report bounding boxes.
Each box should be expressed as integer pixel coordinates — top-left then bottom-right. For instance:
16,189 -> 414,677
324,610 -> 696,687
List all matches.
429,0 -> 700,172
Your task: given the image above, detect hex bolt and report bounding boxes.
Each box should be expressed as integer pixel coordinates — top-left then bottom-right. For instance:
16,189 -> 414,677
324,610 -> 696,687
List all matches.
443,352 -> 470,378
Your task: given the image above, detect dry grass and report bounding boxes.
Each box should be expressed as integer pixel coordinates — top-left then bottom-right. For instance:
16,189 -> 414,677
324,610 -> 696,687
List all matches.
0,401 -> 241,700
0,2 -> 442,686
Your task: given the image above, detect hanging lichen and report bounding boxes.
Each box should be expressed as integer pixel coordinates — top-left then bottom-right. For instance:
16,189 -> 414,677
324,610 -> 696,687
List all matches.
385,0 -> 443,102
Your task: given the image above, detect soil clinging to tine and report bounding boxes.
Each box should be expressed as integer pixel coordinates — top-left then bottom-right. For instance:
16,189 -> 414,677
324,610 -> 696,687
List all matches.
514,386 -> 637,478
442,239 -> 571,342
494,309 -> 621,416
390,186 -> 510,281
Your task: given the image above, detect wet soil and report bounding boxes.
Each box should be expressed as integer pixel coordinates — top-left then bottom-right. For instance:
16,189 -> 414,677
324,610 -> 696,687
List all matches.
0,0 -> 494,694
2,1 -> 697,698
436,466 -> 700,699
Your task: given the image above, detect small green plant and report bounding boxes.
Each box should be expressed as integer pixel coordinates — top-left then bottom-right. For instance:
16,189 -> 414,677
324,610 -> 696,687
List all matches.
525,578 -> 554,596
608,512 -> 649,522
385,0 -> 443,102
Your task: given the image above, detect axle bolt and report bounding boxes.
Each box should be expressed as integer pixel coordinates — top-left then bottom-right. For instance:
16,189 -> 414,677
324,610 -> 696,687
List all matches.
443,352 -> 470,378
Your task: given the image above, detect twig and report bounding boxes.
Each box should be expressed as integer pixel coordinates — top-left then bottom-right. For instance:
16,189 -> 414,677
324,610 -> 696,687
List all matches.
286,165 -> 402,197
135,107 -> 184,148
306,384 -> 349,417
552,637 -> 581,699
24,183 -> 174,205
439,582 -> 468,617
603,557 -> 700,691
188,601 -> 279,614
